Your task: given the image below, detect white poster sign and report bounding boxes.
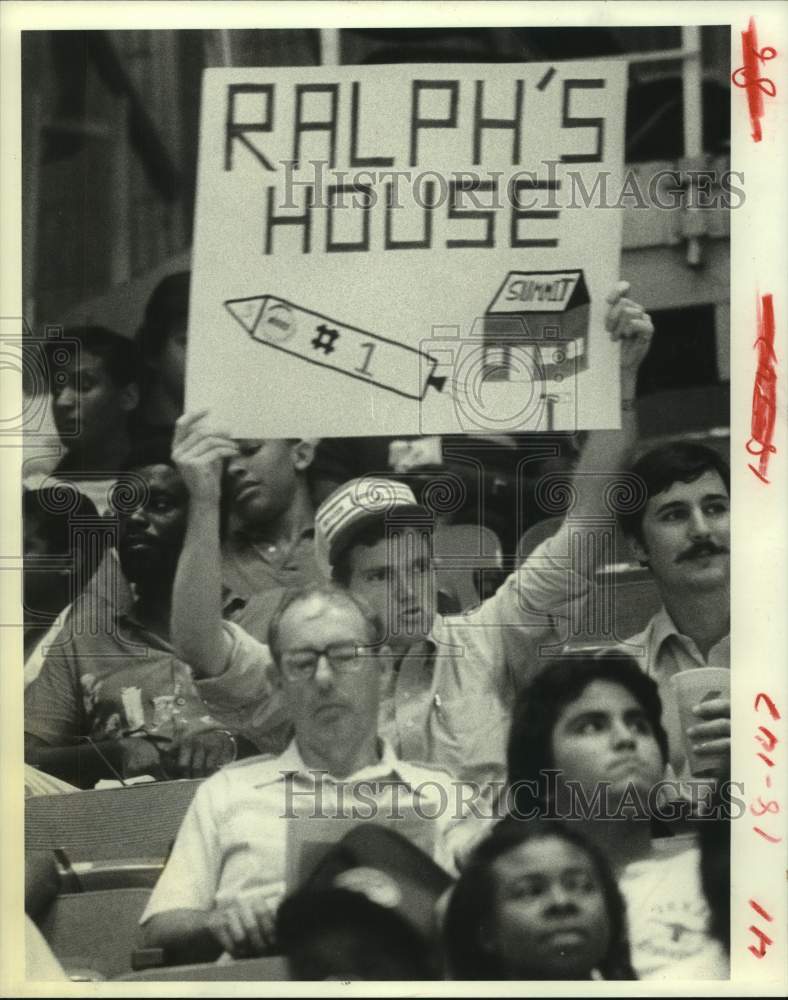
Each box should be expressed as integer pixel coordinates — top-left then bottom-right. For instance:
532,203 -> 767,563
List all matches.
188,61 -> 627,436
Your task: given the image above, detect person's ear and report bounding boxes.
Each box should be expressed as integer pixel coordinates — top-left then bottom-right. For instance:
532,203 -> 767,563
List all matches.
291,438 -> 317,472
119,381 -> 140,413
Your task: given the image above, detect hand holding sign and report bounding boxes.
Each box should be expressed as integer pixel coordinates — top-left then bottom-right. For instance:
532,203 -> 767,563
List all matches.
172,410 -> 237,505
604,281 -> 654,384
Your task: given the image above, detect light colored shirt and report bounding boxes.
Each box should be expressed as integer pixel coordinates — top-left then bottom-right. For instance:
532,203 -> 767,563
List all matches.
221,528 -> 324,644
24,552 -> 132,689
23,596 -> 284,753
24,610 -> 69,690
26,916 -> 69,981
24,527 -> 316,684
666,939 -> 729,980
624,608 -> 730,777
139,739 -> 485,926
24,763 -> 77,798
222,525 -> 319,595
620,837 -> 721,980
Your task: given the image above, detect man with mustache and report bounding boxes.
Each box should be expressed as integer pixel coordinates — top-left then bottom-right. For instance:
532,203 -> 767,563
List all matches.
616,442 -> 730,780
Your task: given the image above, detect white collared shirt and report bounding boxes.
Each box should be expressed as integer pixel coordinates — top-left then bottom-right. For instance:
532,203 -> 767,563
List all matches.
140,739 -> 486,926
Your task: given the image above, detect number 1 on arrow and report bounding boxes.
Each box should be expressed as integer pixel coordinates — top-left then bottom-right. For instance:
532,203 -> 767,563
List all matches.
355,341 -> 376,377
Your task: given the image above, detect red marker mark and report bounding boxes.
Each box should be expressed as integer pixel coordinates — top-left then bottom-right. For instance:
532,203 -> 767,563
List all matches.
753,826 -> 782,844
749,899 -> 773,921
756,725 -> 778,752
747,294 -> 778,483
748,924 -> 774,958
732,17 -> 777,142
750,796 -> 780,817
755,692 -> 781,720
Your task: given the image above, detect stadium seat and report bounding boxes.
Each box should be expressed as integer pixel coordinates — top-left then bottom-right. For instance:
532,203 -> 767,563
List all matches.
38,887 -> 151,980
558,574 -> 662,652
517,516 -> 639,571
26,778 -> 202,862
636,384 -> 729,443
117,956 -> 290,981
25,778 -> 203,887
433,523 -> 504,611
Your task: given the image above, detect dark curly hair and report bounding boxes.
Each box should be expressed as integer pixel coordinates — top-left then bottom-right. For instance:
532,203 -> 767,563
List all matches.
444,817 -> 636,980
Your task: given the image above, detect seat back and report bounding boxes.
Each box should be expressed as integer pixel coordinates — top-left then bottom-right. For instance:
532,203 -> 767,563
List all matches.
561,574 -> 663,652
39,887 -> 151,980
433,523 -> 503,611
636,384 -> 729,441
518,516 -> 639,569
25,778 -> 202,863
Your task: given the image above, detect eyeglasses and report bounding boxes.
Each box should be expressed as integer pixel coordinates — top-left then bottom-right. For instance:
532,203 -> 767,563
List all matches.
280,643 -> 372,683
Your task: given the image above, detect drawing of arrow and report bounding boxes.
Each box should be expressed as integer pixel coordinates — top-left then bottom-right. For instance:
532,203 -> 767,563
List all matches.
225,295 -> 445,402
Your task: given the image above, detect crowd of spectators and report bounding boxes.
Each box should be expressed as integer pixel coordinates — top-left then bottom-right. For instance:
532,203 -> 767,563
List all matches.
22,273 -> 731,981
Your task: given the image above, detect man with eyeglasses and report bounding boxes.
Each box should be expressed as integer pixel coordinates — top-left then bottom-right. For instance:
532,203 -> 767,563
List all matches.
167,284 -> 656,788
141,583 -> 484,965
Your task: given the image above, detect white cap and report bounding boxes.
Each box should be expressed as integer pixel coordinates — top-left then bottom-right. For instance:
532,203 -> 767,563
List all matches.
314,476 -> 429,573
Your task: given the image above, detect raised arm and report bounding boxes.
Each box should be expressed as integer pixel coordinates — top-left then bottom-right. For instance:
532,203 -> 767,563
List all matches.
171,410 -> 238,678
571,280 -> 654,520
473,282 -> 655,691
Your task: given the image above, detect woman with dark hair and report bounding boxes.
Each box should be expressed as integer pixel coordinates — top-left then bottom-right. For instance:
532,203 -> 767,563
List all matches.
506,652 -> 670,822
504,651 -> 726,980
135,271 -> 190,434
444,818 -> 635,980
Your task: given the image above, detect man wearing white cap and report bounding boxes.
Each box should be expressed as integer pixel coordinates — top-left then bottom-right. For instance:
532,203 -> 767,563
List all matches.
169,283 -> 654,785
